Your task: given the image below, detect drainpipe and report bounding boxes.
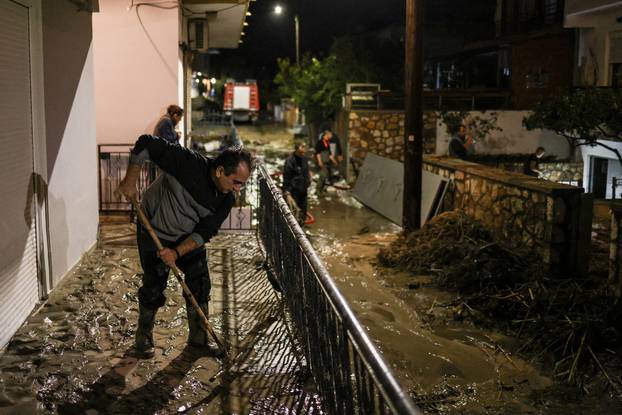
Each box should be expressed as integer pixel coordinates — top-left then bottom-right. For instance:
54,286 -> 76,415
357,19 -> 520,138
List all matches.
182,16 -> 194,148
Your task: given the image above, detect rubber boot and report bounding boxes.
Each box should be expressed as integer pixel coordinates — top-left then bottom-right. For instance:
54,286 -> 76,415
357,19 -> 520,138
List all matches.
135,304 -> 156,358
186,302 -> 222,356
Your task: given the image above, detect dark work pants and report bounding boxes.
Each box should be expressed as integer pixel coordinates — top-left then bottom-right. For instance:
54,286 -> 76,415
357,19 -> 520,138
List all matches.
290,188 -> 308,223
136,223 -> 211,310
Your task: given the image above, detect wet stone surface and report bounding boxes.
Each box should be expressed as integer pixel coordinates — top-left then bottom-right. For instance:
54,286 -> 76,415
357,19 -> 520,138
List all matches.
0,223 -> 321,414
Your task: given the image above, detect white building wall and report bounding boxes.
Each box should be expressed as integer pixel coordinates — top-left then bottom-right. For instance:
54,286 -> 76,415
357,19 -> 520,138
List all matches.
581,140 -> 622,198
42,2 -> 99,285
436,111 -> 571,159
47,46 -> 98,285
565,2 -> 622,86
93,0 -> 181,144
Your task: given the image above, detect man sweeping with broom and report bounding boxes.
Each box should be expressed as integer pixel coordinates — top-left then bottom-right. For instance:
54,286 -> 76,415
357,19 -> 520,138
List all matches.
117,134 -> 252,358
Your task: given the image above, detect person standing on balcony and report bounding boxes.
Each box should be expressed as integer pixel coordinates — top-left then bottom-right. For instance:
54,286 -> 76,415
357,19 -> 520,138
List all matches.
448,124 -> 473,160
523,146 -> 545,177
154,105 -> 184,145
117,136 -> 252,358
283,141 -> 312,224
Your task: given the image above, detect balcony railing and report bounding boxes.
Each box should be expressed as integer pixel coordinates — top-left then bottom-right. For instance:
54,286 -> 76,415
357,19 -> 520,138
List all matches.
344,88 -> 512,111
496,0 -> 564,37
97,144 -> 253,231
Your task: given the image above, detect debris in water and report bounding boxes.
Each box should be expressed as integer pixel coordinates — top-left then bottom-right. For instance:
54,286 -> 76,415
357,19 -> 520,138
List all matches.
380,210 -> 622,392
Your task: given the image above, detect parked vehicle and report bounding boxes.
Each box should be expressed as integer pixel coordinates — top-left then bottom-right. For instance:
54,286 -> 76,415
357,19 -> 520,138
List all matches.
223,79 -> 259,123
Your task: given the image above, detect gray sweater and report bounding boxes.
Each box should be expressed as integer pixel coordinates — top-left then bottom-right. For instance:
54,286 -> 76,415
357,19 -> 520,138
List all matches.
130,135 -> 234,246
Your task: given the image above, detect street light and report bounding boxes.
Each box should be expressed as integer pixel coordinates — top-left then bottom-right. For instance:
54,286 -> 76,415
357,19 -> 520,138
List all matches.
273,5 -> 299,66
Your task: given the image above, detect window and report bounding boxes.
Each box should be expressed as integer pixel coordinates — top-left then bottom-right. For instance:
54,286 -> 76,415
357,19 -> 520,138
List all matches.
612,63 -> 622,88
609,31 -> 622,87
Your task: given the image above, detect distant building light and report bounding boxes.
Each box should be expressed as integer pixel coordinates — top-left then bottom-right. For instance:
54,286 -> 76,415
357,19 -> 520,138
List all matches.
244,22 -> 248,26
197,72 -> 202,77
246,11 -> 252,16
241,31 -> 245,36
274,5 -> 283,15
210,77 -> 217,84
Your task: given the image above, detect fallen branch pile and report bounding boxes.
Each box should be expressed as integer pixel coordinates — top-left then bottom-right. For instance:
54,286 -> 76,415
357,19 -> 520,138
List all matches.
379,211 -> 622,389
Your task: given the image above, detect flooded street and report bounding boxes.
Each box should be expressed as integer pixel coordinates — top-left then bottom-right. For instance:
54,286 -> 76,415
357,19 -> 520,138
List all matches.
241,123 -> 621,414
307,195 -> 554,414
308,192 -> 620,413
1,122 -> 619,414
0,222 -> 321,414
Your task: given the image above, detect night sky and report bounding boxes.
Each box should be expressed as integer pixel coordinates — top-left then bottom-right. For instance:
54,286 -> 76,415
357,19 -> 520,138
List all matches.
205,0 -> 497,93
208,0 -> 405,81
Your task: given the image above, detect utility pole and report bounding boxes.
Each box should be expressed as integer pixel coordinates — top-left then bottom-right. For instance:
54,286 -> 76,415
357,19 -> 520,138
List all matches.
294,0 -> 301,66
403,0 -> 424,231
295,14 -> 300,66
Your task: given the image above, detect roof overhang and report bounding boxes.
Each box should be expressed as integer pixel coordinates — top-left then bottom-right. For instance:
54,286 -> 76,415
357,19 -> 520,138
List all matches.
565,0 -> 622,27
183,0 -> 249,49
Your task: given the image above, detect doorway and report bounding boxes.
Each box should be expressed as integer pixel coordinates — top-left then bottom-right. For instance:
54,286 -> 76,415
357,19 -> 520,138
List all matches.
590,157 -> 608,198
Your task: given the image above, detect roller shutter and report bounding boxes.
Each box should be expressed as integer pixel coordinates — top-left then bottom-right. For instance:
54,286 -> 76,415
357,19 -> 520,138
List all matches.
0,0 -> 40,348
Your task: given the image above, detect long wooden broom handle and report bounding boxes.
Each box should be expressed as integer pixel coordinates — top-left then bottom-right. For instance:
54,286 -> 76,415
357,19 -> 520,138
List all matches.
130,197 -> 226,356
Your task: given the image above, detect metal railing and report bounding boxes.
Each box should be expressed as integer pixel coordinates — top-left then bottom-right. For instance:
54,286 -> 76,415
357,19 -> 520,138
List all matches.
98,144 -> 254,231
98,144 -> 157,212
343,89 -> 512,111
203,110 -> 232,126
495,0 -> 564,37
257,164 -> 421,415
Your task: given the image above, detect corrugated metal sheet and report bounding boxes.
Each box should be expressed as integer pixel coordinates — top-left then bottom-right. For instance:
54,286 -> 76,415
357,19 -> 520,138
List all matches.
353,153 -> 448,226
0,0 -> 40,349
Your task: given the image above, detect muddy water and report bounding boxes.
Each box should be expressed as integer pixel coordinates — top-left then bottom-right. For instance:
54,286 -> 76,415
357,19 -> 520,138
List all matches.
307,190 -> 622,414
0,225 -> 321,414
234,120 -> 620,413
243,130 -> 554,413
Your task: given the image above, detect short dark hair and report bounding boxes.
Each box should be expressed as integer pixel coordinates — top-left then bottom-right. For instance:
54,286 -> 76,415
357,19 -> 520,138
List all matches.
167,104 -> 184,117
536,146 -> 545,153
294,141 -> 305,151
214,146 -> 253,175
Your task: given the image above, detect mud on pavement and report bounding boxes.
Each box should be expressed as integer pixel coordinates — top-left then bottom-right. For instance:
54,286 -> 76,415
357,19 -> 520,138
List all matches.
0,222 -> 322,414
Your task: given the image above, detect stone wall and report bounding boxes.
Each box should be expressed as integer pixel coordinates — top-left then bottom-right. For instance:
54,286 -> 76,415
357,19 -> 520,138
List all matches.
486,161 -> 584,185
338,109 -> 590,272
346,110 -> 437,165
541,162 -> 584,184
422,156 -> 592,274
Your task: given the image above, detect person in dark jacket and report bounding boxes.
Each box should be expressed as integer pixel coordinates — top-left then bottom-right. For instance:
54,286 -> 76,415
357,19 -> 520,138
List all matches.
523,146 -> 545,177
283,142 -> 311,224
318,118 -> 343,184
319,119 -> 344,165
118,135 -> 252,358
448,124 -> 473,159
315,130 -> 338,195
154,104 -> 184,144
